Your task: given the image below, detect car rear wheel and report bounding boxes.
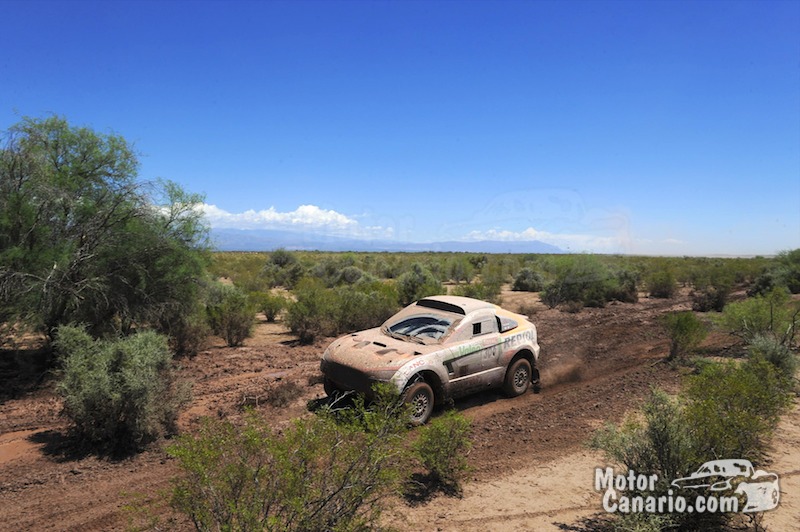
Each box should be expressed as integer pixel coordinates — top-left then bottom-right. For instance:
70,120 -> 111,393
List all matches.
323,377 -> 341,397
503,358 -> 531,397
403,381 -> 434,425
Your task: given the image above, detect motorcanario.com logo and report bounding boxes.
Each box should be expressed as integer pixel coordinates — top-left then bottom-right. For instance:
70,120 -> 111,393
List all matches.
595,459 -> 780,515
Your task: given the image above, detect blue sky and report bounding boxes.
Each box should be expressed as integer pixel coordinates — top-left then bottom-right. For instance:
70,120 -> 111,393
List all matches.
2,0 -> 798,255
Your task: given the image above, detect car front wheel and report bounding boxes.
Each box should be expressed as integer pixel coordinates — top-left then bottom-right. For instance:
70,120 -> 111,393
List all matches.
403,381 -> 434,425
503,358 -> 531,397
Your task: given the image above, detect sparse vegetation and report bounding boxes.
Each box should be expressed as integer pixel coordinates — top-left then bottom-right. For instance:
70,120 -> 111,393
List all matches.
512,267 -> 545,292
662,311 -> 707,361
169,386 -> 411,531
55,325 -> 189,454
206,283 -> 255,347
397,262 -> 444,306
412,409 -> 473,494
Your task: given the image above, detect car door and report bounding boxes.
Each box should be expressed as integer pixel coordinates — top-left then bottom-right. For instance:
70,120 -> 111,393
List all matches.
445,317 -> 502,396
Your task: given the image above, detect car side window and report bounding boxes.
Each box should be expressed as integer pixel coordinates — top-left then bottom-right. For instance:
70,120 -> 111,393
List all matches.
472,319 -> 497,337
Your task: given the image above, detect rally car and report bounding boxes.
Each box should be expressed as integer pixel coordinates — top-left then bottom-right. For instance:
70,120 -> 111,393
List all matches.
320,295 -> 541,424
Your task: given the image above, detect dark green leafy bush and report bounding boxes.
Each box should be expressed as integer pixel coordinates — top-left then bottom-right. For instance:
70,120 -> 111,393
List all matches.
716,287 -> 799,345
645,269 -> 676,299
512,267 -> 545,292
249,291 -> 287,322
413,410 -> 472,493
169,387 -> 409,531
540,256 -> 636,309
396,263 -> 443,306
206,283 -> 255,347
748,334 -> 798,387
590,390 -> 710,532
451,281 -> 502,304
685,358 -> 791,462
286,278 -> 399,343
55,326 -> 188,453
262,248 -> 306,289
662,311 -> 707,361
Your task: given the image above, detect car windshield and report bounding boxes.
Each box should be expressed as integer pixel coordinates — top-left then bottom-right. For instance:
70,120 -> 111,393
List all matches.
383,314 -> 454,342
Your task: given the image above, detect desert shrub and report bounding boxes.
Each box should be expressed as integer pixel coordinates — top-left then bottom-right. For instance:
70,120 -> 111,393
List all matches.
750,248 -> 800,296
286,278 -> 399,343
748,334 -> 798,387
206,283 -> 255,347
690,285 -> 729,312
607,268 -> 639,304
249,291 -> 287,322
285,277 -> 338,343
451,281 -> 501,304
158,308 -> 211,357
662,311 -> 707,361
262,248 -> 305,289
591,389 -> 693,492
645,269 -> 676,299
540,255 -> 622,309
413,410 -> 472,493
55,325 -> 188,453
169,387 -> 409,531
689,264 -> 733,311
590,390 -> 695,531
716,287 -> 799,345
512,267 -> 545,292
685,358 -> 791,462
396,263 -> 443,306
446,257 -> 474,284
777,248 -> 800,293
332,281 -> 399,333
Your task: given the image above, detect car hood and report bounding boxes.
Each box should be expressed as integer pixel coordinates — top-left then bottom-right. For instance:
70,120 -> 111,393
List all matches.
323,327 -> 438,372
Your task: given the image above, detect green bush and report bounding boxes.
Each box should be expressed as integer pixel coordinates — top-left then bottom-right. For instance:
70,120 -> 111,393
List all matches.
645,269 -> 676,299
750,249 -> 800,296
249,291 -> 287,322
452,281 -> 502,304
512,267 -> 545,292
55,326 -> 188,453
662,311 -> 707,361
285,277 -> 337,343
287,278 -> 400,343
396,263 -> 443,306
262,248 -> 306,289
413,410 -> 472,493
446,257 -> 474,284
590,390 -> 695,531
748,334 -> 798,386
158,307 -> 211,357
169,387 -> 409,531
716,287 -> 799,345
685,358 -> 791,462
540,256 -> 635,309
0,116 -> 209,343
206,283 -> 255,347
332,281 -> 399,333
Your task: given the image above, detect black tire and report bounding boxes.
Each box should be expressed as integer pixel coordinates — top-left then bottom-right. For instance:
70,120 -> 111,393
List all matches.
503,358 -> 531,397
531,367 -> 542,394
403,381 -> 435,425
323,377 -> 341,397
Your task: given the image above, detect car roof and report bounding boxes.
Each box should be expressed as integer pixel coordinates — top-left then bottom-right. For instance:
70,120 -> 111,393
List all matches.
416,295 -> 495,316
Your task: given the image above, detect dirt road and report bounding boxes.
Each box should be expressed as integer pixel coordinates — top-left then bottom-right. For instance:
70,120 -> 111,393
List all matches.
1,289 -> 795,531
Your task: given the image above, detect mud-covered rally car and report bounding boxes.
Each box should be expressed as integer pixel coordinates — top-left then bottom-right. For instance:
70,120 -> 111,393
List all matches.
320,295 -> 540,424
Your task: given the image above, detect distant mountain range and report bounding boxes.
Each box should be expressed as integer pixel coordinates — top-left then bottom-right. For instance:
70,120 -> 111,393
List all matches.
210,228 -> 563,254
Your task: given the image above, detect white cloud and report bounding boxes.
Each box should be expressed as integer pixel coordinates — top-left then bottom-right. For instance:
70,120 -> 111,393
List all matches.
198,203 -> 391,238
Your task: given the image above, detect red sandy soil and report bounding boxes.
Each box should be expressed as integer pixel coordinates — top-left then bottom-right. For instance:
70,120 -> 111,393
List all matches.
1,289 -> 796,531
